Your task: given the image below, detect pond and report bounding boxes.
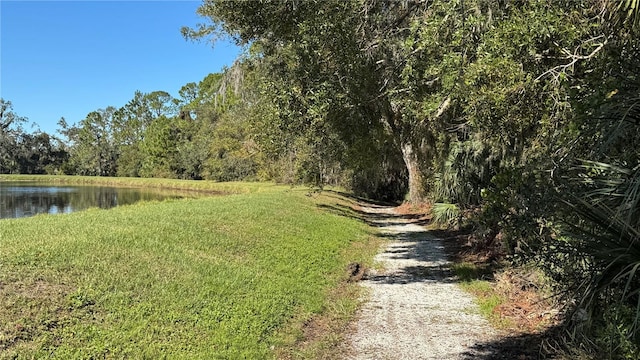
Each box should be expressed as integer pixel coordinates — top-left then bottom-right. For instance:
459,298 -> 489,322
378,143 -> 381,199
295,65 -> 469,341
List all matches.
0,182 -> 188,219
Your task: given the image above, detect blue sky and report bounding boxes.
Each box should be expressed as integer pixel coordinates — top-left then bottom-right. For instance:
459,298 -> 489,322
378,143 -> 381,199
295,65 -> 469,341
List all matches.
1,1 -> 241,135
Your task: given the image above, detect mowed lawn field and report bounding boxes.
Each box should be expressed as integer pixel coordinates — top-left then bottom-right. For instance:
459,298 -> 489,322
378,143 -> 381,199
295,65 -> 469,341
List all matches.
0,177 -> 380,359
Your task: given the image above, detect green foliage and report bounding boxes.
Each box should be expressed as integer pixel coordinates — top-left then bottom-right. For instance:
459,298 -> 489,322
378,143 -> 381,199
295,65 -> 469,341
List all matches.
64,107 -> 119,177
204,105 -> 257,182
177,1 -> 640,356
116,144 -> 142,177
186,0 -> 441,201
604,0 -> 640,34
431,202 -> 462,227
551,159 -> 640,356
0,100 -> 67,175
592,303 -> 640,358
139,116 -> 180,178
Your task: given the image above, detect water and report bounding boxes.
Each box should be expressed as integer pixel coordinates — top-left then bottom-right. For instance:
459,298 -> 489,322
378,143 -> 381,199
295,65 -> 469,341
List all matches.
0,182 -> 186,219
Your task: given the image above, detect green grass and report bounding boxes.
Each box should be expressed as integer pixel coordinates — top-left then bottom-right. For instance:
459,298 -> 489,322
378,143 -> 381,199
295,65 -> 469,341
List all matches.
0,179 -> 378,359
459,281 -> 503,317
452,262 -> 512,329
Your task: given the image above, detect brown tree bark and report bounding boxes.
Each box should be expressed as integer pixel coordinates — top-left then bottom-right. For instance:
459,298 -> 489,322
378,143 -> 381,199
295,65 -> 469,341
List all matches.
381,102 -> 428,204
401,140 -> 426,204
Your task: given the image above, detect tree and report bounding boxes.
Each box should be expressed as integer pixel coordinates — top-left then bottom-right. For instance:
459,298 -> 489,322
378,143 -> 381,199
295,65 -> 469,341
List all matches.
139,115 -> 180,178
14,132 -> 67,174
68,107 -> 118,176
146,90 -> 175,118
0,99 -> 26,132
0,100 -> 68,174
181,1 -> 640,356
0,99 -> 26,173
112,91 -> 153,177
184,0 -> 431,201
111,90 -> 179,177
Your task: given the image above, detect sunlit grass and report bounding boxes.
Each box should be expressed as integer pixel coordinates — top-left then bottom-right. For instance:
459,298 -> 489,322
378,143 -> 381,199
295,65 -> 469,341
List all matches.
0,174 -> 283,194
0,182 -> 378,358
452,262 -> 513,329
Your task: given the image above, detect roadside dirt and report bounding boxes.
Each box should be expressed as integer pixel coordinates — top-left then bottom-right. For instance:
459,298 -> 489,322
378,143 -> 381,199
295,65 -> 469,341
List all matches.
344,205 -> 497,360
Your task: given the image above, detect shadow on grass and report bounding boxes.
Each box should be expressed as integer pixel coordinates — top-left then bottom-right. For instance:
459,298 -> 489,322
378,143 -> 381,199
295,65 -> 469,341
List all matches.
322,189 -> 399,207
316,203 -> 367,223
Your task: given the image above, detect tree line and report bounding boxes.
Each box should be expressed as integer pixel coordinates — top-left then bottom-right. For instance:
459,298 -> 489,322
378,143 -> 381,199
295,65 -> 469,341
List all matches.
2,0 -> 639,356
1,72 -> 257,182
1,100 -> 68,174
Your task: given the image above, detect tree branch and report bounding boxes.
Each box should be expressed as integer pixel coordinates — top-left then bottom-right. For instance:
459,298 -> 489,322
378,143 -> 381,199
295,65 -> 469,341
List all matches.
535,35 -> 607,83
433,96 -> 451,120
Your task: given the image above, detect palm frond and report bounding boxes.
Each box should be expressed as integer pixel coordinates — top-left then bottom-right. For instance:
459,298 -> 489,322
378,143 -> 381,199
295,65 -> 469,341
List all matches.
605,0 -> 640,33
563,195 -> 640,339
432,202 -> 461,226
572,161 -> 640,230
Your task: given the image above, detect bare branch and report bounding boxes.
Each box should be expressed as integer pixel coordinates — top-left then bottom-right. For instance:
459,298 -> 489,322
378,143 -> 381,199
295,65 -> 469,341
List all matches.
535,35 -> 607,83
433,96 -> 451,120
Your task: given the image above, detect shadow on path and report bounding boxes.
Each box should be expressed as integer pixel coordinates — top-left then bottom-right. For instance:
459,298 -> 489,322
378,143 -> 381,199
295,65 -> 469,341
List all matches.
461,327 -> 565,360
321,196 -> 564,359
317,201 -> 430,227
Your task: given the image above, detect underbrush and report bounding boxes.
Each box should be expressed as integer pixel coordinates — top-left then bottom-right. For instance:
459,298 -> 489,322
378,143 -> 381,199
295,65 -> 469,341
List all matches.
450,261 -> 559,334
435,217 -> 639,359
400,202 -> 568,357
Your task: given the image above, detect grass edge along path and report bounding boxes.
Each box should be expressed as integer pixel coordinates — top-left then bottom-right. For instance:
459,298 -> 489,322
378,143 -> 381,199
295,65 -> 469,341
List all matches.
0,180 -> 380,359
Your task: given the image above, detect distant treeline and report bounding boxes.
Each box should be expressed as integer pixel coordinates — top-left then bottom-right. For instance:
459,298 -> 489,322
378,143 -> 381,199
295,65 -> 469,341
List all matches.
2,1 -> 640,356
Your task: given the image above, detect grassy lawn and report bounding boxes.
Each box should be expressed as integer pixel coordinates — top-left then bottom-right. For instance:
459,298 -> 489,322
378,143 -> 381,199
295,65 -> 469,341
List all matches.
0,177 -> 379,359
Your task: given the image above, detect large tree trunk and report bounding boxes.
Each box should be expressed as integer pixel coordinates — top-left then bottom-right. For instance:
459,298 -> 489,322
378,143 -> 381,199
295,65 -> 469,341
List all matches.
401,140 -> 426,204
380,102 -> 428,204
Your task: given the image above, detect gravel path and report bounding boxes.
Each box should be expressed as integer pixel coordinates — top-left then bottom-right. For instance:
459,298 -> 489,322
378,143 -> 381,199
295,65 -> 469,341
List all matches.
345,205 -> 497,360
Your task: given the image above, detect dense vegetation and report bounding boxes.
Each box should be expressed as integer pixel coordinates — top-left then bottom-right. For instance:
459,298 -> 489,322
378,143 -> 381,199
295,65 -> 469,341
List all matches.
2,0 -> 640,357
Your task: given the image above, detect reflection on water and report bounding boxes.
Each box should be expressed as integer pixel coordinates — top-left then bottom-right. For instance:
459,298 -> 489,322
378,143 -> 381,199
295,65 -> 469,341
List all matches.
0,182 -> 186,219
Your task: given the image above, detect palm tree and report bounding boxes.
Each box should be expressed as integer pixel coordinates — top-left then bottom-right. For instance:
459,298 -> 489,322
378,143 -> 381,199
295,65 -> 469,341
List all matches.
603,0 -> 640,33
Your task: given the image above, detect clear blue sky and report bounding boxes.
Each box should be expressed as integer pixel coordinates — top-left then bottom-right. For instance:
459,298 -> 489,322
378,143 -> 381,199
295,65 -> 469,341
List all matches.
1,0 -> 240,135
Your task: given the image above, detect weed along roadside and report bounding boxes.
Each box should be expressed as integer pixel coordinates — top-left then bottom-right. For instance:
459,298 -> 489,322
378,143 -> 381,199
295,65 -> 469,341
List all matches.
0,177 -> 380,358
